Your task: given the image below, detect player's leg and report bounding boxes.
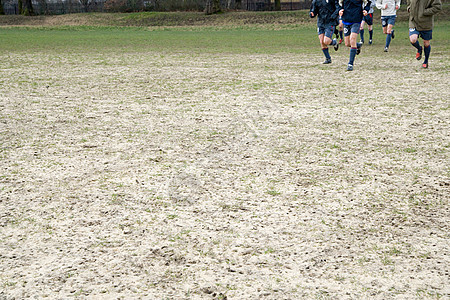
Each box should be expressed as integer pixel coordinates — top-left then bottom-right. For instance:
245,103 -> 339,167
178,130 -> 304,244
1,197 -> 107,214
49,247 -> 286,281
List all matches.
360,20 -> 365,44
319,33 -> 332,64
338,18 -> 344,43
381,17 -> 388,35
422,40 -> 430,68
323,25 -> 339,63
324,25 -> 339,50
390,16 -> 396,39
344,26 -> 351,48
367,14 -> 374,44
421,31 -> 433,68
347,24 -> 360,71
385,23 -> 394,51
334,26 -> 339,40
409,29 -> 422,60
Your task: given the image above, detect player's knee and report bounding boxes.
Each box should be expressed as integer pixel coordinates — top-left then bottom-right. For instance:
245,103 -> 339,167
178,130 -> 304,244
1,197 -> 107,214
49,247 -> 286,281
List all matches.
423,40 -> 430,47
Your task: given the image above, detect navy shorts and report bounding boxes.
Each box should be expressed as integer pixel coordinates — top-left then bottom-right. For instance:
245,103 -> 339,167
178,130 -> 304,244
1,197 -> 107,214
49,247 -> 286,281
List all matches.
344,23 -> 360,36
409,28 -> 432,40
363,13 -> 373,25
318,23 -> 335,39
381,15 -> 396,27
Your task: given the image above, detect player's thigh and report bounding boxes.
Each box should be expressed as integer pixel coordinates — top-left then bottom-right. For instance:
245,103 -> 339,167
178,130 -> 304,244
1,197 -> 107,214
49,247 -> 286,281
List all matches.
349,32 -> 358,47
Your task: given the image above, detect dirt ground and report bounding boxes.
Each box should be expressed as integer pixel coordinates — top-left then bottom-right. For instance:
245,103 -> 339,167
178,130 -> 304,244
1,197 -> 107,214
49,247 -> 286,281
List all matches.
0,48 -> 449,299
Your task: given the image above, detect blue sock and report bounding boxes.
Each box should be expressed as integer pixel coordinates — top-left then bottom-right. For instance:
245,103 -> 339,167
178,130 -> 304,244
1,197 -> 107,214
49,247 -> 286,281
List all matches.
360,29 -> 364,43
349,48 -> 357,65
369,30 -> 373,40
339,30 -> 343,39
385,33 -> 392,48
322,48 -> 331,60
411,41 -> 422,53
424,45 -> 431,64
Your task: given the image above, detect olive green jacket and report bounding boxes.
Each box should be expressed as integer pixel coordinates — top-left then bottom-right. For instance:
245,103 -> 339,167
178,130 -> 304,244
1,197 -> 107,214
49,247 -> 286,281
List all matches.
407,0 -> 442,31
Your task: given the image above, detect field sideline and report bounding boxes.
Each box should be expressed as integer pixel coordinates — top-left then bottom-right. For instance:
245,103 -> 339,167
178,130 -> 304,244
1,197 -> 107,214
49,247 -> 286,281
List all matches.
0,12 -> 449,299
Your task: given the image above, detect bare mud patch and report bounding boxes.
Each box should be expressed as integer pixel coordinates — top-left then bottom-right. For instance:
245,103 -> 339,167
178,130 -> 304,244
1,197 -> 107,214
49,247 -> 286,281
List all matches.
1,50 -> 449,299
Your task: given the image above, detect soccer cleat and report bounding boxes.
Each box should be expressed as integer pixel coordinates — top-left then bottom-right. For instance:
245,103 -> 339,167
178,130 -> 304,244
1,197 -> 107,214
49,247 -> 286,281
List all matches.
360,39 -> 364,44
339,38 -> 343,44
384,47 -> 389,52
369,39 -> 373,45
323,58 -> 332,64
422,63 -> 428,69
416,49 -> 422,60
356,45 -> 361,55
333,39 -> 339,51
346,64 -> 354,71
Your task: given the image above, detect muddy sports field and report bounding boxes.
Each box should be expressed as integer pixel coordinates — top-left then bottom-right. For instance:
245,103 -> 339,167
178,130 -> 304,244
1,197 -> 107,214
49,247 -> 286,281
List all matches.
0,12 -> 449,300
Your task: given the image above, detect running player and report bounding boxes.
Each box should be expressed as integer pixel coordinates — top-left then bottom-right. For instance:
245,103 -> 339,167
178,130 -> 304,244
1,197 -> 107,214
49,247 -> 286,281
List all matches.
360,0 -> 375,44
339,0 -> 371,71
407,0 -> 442,68
376,0 -> 400,52
310,0 -> 341,64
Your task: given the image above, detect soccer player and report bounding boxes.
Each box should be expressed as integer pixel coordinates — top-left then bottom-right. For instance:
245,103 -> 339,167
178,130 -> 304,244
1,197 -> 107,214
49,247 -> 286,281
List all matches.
310,0 -> 341,64
339,0 -> 371,71
407,0 -> 442,68
376,0 -> 401,52
360,0 -> 375,44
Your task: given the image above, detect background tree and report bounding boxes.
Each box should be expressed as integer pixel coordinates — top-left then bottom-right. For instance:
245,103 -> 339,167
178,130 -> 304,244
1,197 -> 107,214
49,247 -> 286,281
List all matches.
18,0 -> 23,14
274,0 -> 281,10
0,0 -> 4,15
79,0 -> 91,12
22,0 -> 34,15
204,0 -> 221,14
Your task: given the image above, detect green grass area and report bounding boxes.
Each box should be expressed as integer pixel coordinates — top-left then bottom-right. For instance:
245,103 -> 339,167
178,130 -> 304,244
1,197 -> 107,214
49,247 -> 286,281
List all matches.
1,3 -> 450,26
0,21 -> 449,55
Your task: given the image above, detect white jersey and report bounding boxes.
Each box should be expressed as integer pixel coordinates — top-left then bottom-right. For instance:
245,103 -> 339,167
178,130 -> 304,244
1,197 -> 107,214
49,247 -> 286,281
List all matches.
376,0 -> 400,16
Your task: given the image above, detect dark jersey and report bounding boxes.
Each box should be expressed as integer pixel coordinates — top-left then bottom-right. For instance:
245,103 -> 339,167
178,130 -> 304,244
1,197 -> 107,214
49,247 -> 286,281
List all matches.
310,0 -> 341,25
341,0 -> 371,24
